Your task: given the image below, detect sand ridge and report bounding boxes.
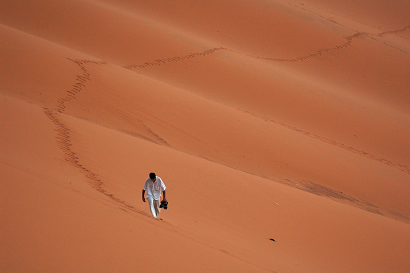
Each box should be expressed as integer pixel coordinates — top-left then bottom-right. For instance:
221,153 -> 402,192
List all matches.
1,0 -> 410,272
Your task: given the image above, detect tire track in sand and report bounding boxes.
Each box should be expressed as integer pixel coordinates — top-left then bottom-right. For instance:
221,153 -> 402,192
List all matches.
44,59 -> 149,216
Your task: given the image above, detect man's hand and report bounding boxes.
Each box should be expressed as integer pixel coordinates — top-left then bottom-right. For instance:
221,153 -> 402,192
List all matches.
162,190 -> 167,203
142,189 -> 146,202
142,197 -> 146,202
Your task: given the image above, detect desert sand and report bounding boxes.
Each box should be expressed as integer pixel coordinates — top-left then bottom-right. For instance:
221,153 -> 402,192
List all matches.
1,0 -> 410,272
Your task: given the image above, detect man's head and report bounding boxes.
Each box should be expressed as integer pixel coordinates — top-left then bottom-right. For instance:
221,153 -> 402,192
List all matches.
149,172 -> 156,182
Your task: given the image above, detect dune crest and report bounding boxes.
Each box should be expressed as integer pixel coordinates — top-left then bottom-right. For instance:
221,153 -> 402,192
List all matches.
1,0 -> 410,272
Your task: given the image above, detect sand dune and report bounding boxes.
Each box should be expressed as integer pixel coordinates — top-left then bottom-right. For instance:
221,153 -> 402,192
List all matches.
1,0 -> 410,272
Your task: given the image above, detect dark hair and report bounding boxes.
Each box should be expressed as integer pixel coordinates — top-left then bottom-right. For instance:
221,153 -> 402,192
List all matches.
149,173 -> 156,179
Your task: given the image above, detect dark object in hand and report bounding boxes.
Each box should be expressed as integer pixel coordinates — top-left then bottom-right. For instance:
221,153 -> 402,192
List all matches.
160,201 -> 168,210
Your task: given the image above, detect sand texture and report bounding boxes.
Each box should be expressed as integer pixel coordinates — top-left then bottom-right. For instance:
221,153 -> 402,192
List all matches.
1,0 -> 410,272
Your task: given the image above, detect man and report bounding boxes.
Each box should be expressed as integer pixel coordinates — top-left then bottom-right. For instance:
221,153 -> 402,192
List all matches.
142,173 -> 167,218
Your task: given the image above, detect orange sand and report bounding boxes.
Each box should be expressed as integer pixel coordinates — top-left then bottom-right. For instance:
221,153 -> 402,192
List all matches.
1,0 -> 409,272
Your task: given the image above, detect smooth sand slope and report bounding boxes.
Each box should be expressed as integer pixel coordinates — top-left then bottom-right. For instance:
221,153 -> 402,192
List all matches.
1,0 -> 410,272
